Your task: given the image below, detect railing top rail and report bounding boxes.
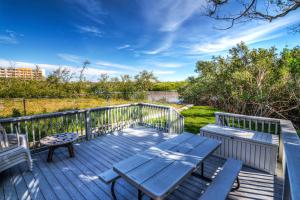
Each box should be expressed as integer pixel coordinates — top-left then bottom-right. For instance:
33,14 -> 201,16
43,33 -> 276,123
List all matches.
138,102 -> 171,109
0,103 -> 137,123
139,102 -> 184,118
280,119 -> 300,200
215,112 -> 281,123
0,103 -> 179,123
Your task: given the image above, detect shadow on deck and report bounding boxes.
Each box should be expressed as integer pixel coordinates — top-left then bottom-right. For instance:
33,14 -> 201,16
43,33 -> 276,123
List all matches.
0,127 -> 283,200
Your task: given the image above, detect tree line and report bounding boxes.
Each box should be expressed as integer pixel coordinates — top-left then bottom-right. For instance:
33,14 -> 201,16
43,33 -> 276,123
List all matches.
0,69 -> 184,99
179,43 -> 300,127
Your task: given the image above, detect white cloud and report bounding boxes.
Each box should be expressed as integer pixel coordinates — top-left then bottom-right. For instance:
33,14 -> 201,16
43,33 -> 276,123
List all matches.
139,0 -> 206,32
0,59 -> 118,81
68,0 -> 105,24
117,44 -> 130,50
153,70 -> 176,75
0,30 -> 20,44
76,25 -> 102,37
149,62 -> 184,68
143,34 -> 175,55
96,60 -> 137,71
190,14 -> 300,54
57,53 -> 82,63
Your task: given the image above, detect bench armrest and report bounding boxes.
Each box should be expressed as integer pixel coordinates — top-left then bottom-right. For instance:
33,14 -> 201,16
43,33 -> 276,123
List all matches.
7,134 -> 29,149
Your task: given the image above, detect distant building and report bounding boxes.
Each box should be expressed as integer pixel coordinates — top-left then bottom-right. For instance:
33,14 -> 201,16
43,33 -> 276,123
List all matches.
0,67 -> 45,80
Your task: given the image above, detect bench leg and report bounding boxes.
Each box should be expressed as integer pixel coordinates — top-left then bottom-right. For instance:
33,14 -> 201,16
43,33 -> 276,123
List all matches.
192,162 -> 212,182
231,177 -> 240,191
138,189 -> 142,200
111,181 -> 117,200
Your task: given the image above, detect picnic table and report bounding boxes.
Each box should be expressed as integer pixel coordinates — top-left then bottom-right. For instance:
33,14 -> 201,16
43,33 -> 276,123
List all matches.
113,133 -> 221,200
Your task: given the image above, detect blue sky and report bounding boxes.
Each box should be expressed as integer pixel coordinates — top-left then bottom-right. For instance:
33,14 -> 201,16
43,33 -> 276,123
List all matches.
0,0 -> 299,81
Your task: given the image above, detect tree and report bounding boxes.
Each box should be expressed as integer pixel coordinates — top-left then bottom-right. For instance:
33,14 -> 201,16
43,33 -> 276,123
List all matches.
119,75 -> 135,99
79,60 -> 90,82
179,43 -> 300,127
134,70 -> 158,91
90,74 -> 112,99
207,0 -> 300,30
47,67 -> 74,84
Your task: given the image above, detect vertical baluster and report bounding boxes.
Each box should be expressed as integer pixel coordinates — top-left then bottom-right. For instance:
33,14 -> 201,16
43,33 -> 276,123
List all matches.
50,117 -> 53,134
43,118 -> 47,139
102,109 -> 105,133
38,119 -> 41,146
55,117 -> 58,133
80,112 -> 83,137
262,121 -> 265,132
255,120 -> 258,131
66,115 -> 69,133
96,110 -> 100,134
275,122 -> 278,135
104,109 -> 107,133
71,114 -> 74,132
115,107 -> 118,130
10,122 -> 13,133
25,120 -> 29,147
249,119 -> 252,130
238,118 -> 240,128
61,115 -> 64,133
268,122 -> 271,133
31,120 -> 36,147
75,113 -> 79,134
17,121 -> 21,136
108,108 -> 111,132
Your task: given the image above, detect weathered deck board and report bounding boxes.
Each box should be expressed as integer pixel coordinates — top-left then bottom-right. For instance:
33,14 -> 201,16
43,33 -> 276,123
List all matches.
0,127 -> 282,200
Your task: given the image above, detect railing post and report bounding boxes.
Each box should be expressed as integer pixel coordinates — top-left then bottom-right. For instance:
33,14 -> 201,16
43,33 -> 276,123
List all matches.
215,113 -> 220,125
85,110 -> 91,140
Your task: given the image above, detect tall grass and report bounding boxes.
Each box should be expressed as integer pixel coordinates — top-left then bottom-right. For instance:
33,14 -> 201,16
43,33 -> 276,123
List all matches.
0,98 -> 183,118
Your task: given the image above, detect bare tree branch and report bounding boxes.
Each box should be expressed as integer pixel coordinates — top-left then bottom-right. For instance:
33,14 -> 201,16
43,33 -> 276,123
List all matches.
207,0 -> 300,30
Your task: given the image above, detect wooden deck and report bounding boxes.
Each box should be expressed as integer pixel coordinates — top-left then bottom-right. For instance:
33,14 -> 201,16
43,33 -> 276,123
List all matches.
0,127 -> 283,200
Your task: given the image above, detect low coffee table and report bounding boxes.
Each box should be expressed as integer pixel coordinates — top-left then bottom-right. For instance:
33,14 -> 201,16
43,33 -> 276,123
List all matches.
40,132 -> 78,162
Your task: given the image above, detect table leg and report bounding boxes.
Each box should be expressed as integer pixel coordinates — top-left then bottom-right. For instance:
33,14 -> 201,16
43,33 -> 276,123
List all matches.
67,143 -> 75,158
47,146 -> 55,162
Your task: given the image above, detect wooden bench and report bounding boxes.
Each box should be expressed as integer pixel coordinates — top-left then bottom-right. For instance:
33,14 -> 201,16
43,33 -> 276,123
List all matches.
99,169 -> 120,200
199,158 -> 243,200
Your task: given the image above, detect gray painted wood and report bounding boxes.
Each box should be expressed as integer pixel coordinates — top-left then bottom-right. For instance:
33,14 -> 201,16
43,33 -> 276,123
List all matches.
201,124 -> 279,146
0,127 -> 283,200
198,158 -> 242,200
99,169 -> 120,184
114,134 -> 221,200
201,124 -> 278,174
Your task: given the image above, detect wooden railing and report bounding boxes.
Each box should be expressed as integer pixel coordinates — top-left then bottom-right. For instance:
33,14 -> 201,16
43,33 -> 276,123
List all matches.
215,112 -> 300,200
0,103 -> 184,151
139,103 -> 184,134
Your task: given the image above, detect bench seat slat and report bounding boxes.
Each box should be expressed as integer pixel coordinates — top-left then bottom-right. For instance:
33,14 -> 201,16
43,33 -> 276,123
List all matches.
99,169 -> 120,184
199,158 -> 242,200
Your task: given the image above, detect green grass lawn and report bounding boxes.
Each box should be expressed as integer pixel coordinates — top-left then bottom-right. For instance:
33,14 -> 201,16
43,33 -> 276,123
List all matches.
180,106 -> 219,133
